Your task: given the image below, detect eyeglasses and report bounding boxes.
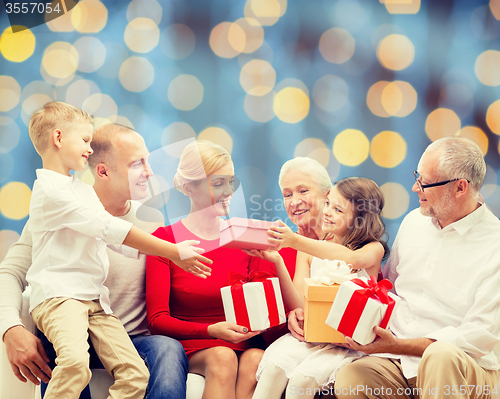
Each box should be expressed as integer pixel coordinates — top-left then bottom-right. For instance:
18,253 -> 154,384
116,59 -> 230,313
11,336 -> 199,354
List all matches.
413,171 -> 470,192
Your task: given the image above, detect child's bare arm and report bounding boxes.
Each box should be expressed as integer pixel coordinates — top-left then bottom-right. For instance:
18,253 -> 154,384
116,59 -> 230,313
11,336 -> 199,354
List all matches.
269,225 -> 383,275
123,226 -> 212,278
292,251 -> 312,296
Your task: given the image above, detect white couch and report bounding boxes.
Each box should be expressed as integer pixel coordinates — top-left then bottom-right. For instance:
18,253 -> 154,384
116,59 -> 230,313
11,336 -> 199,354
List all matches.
3,289 -> 500,399
0,288 -> 205,399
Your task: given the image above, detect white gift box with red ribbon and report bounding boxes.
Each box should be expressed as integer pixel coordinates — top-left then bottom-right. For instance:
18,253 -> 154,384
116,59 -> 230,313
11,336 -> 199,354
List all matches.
221,273 -> 286,332
325,276 -> 401,345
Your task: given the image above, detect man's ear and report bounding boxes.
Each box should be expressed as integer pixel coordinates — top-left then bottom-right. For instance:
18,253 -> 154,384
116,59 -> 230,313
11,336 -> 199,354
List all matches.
455,179 -> 469,198
96,163 -> 109,178
52,129 -> 63,149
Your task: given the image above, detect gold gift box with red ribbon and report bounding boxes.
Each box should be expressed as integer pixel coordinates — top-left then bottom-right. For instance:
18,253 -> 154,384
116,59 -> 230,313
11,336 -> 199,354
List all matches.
221,271 -> 286,332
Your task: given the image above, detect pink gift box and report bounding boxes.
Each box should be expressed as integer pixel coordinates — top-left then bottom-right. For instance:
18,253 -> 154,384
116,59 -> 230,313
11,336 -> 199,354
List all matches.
219,217 -> 279,251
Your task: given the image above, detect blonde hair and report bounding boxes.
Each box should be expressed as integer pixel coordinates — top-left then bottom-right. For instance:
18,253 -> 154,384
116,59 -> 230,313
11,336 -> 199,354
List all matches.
173,140 -> 232,194
29,101 -> 93,155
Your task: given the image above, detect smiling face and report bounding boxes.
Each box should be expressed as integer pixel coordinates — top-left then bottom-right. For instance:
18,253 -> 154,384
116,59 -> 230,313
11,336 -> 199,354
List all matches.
281,171 -> 327,231
412,150 -> 455,222
188,161 -> 235,216
107,132 -> 152,201
60,122 -> 94,172
322,186 -> 354,240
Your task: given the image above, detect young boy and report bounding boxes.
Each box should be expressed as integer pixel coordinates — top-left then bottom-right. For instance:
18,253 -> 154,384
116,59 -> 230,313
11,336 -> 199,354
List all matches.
26,101 -> 212,399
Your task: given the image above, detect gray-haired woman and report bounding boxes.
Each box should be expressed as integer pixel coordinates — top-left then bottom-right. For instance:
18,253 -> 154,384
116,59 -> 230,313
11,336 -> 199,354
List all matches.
276,157 -> 332,281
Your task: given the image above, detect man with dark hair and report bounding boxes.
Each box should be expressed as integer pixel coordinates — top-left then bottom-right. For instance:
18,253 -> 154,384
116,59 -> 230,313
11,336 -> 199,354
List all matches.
0,123 -> 189,399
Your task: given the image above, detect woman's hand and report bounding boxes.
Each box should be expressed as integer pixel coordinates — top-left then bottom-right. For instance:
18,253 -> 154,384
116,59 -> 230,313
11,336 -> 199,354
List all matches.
287,308 -> 305,342
207,322 -> 262,343
242,248 -> 282,264
267,221 -> 298,250
172,240 -> 213,278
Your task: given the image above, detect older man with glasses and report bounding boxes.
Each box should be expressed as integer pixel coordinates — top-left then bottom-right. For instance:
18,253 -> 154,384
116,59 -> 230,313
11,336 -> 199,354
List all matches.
330,136 -> 500,399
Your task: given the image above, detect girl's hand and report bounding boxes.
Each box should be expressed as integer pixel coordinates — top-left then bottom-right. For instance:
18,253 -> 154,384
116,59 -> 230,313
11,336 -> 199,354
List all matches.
242,248 -> 282,264
267,221 -> 298,250
172,240 -> 213,278
287,308 -> 305,342
207,322 -> 262,343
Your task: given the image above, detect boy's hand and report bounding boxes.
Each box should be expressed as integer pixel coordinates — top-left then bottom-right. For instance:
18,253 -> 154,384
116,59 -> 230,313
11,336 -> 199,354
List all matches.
267,220 -> 297,250
173,240 -> 213,278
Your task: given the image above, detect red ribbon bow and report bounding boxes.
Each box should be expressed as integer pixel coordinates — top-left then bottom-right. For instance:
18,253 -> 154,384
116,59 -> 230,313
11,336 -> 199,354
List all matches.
226,270 -> 280,330
227,270 -> 273,286
336,277 -> 396,339
350,276 -> 393,305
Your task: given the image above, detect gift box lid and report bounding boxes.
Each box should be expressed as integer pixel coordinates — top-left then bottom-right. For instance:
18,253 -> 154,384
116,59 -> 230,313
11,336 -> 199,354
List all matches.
303,278 -> 340,301
220,217 -> 279,232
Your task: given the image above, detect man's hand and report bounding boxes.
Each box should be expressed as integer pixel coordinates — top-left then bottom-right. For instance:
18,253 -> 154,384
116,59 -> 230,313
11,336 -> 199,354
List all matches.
288,308 -> 305,341
173,240 -> 213,278
3,325 -> 52,384
345,327 -> 435,357
333,341 -> 354,350
345,326 -> 397,354
207,322 -> 262,344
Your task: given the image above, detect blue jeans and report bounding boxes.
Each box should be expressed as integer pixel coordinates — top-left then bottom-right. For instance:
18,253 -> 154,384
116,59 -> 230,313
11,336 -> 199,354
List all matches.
130,334 -> 189,399
41,333 -> 188,399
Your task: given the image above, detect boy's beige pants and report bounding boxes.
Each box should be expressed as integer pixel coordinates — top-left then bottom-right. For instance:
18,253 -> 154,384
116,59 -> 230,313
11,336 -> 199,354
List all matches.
32,297 -> 149,399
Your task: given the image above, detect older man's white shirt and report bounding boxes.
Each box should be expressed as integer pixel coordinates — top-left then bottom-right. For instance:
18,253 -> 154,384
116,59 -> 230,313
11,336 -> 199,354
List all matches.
383,203 -> 500,378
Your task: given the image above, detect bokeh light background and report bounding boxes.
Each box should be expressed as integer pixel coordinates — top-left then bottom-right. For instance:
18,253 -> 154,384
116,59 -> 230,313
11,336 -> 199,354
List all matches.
1,0 -> 500,263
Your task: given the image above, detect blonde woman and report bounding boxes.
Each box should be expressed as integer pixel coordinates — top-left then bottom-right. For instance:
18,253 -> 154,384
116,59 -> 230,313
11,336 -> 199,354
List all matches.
146,140 -> 270,399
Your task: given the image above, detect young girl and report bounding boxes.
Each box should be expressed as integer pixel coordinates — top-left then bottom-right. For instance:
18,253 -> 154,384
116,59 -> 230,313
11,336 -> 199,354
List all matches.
249,177 -> 389,399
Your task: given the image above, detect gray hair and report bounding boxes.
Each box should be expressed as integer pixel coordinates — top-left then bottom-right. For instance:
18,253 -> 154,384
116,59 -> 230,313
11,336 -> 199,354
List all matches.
278,157 -> 332,194
424,137 -> 486,193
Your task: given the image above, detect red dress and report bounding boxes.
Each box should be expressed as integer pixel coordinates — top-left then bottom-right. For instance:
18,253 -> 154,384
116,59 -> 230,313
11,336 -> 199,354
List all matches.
146,220 -> 275,359
277,246 -> 297,281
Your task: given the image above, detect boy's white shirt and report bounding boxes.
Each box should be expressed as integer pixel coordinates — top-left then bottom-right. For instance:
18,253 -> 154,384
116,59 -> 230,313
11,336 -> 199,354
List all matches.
27,168 -> 136,314
0,201 -> 164,339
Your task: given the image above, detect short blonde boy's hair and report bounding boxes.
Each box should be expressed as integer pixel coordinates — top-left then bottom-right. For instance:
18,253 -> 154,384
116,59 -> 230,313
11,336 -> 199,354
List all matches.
29,101 -> 93,155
